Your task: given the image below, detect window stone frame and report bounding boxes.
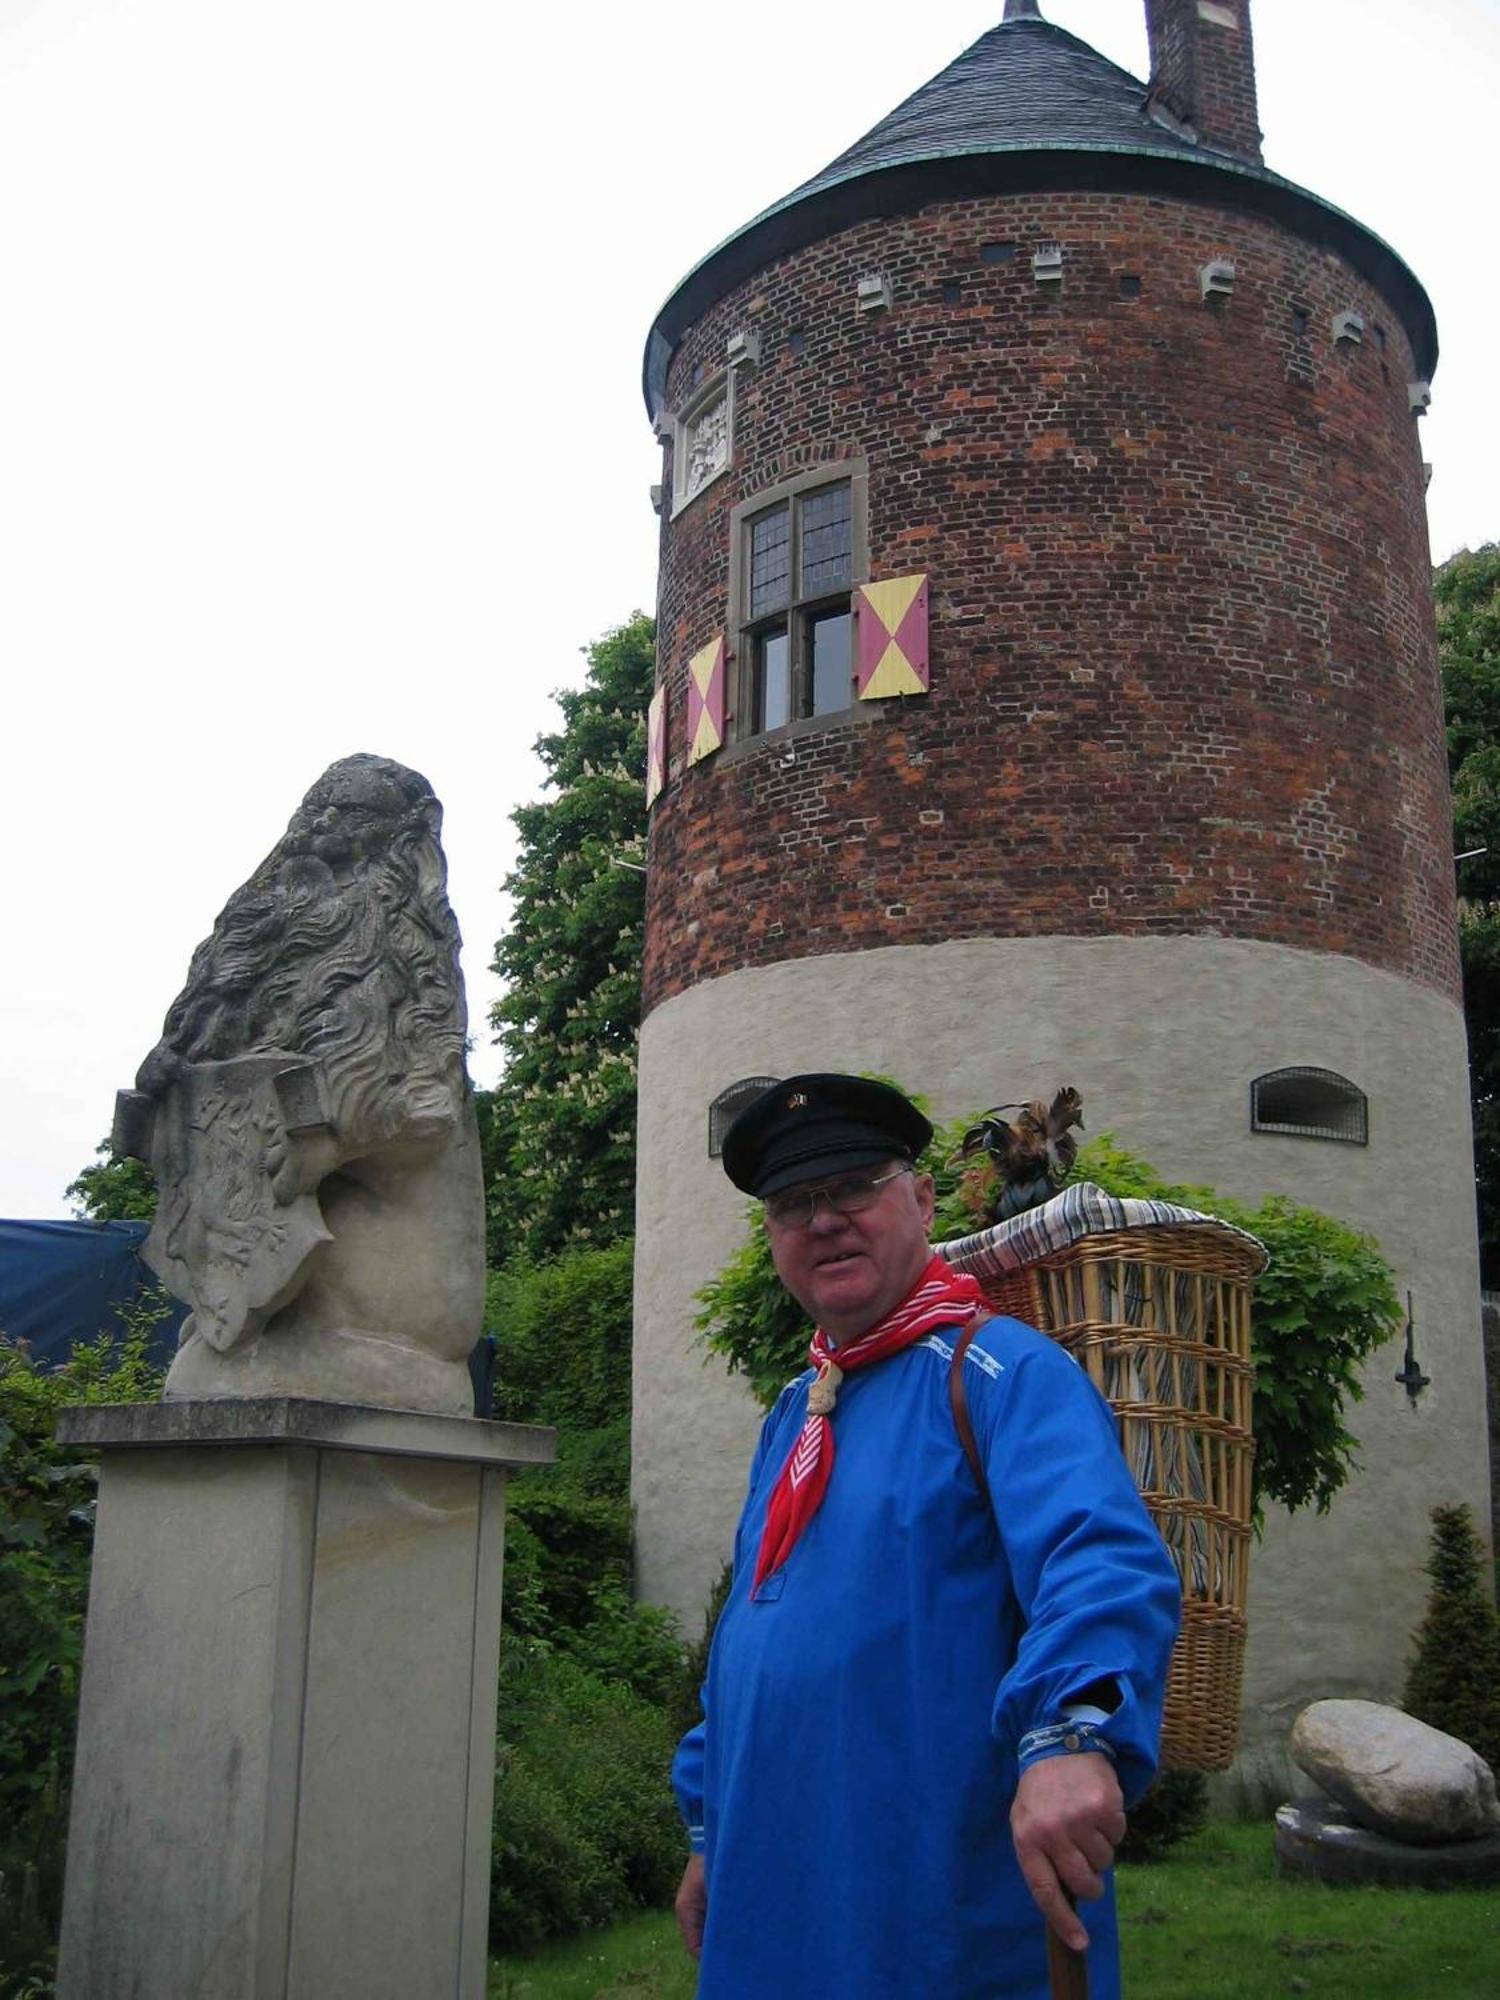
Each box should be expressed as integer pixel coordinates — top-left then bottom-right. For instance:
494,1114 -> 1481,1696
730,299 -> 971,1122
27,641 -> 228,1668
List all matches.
725,457 -> 870,746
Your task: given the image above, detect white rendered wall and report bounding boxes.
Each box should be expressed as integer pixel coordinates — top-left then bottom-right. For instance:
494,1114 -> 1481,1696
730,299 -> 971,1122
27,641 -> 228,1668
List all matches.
631,935 -> 1492,1746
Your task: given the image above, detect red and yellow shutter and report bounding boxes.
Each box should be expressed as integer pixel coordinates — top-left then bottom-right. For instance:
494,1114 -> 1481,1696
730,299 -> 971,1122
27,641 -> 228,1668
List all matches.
855,575 -> 930,698
646,685 -> 667,807
686,634 -> 726,765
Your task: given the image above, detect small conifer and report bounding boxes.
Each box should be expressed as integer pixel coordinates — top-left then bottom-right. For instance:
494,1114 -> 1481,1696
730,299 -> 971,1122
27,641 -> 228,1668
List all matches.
668,1561 -> 733,1746
1402,1503 -> 1500,1773
1118,1769 -> 1209,1864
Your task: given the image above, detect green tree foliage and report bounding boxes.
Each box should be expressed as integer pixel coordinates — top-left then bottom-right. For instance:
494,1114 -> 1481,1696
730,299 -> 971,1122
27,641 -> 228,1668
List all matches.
696,1112 -> 1402,1520
0,1313 -> 166,1995
63,1140 -> 157,1222
1438,545 -> 1500,896
473,1087 -> 520,1267
1402,1503 -> 1500,1772
1460,908 -> 1500,1290
485,613 -> 654,1264
1437,544 -> 1500,1285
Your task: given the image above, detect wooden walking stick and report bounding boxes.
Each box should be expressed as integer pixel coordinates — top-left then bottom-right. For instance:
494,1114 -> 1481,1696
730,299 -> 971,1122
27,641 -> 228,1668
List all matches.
1046,1902 -> 1089,2000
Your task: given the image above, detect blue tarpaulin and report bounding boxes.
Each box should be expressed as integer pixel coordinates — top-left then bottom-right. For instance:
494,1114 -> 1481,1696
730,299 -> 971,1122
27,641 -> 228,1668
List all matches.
0,1219 -> 186,1369
1,1218 -> 494,1408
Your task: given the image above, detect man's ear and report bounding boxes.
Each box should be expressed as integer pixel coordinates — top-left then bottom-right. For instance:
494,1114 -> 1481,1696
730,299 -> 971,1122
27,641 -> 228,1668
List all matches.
913,1171 -> 936,1227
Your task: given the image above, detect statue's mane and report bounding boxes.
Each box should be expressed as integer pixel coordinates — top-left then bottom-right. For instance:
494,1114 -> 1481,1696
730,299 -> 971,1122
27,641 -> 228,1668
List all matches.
138,754 -> 467,1135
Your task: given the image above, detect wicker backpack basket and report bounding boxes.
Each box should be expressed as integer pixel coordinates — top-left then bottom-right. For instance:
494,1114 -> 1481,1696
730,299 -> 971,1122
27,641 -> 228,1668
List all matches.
942,1197 -> 1264,1772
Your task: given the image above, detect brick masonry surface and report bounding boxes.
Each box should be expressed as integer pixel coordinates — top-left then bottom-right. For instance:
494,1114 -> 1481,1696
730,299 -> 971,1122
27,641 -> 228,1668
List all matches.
642,190 -> 1455,1019
1146,0 -> 1263,162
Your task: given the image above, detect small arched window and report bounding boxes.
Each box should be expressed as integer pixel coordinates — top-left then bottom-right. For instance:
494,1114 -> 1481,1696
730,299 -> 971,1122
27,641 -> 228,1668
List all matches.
708,1076 -> 781,1157
1250,1068 -> 1368,1145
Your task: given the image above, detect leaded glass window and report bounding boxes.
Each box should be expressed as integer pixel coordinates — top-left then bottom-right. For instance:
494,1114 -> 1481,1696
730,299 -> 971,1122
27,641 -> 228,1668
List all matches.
734,473 -> 862,741
800,482 -> 852,596
749,507 -> 791,619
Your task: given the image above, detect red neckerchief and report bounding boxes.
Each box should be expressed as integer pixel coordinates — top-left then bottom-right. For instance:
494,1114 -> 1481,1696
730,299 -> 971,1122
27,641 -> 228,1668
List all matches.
752,1254 -> 985,1596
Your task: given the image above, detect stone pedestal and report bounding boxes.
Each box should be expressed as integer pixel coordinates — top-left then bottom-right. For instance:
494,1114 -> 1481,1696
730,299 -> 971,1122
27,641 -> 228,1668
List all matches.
54,1399 -> 554,2000
1275,1797 -> 1500,1888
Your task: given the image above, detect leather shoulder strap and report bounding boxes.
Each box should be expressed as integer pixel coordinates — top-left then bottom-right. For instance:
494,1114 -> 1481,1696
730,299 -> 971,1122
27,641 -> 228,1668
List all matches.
948,1313 -> 994,1514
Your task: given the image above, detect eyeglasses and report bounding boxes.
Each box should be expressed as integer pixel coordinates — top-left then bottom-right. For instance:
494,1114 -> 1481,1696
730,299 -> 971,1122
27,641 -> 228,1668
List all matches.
761,1165 -> 911,1230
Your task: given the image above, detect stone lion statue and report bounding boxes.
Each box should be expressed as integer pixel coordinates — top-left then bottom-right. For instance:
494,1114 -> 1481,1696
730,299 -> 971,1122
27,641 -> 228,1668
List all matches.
114,754 -> 486,1415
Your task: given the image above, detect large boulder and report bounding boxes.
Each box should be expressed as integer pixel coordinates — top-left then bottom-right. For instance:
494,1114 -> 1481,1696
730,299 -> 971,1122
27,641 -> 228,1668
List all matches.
1290,1699 -> 1500,1845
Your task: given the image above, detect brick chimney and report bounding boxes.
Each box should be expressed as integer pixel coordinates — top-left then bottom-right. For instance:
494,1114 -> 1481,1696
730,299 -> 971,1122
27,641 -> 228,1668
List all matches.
1145,0 -> 1263,163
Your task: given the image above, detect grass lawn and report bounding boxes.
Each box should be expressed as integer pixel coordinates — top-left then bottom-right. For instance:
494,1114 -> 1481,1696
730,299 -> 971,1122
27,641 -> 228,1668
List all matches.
489,1909 -> 695,2000
1117,1823 -> 1499,1996
489,1823 -> 1500,1998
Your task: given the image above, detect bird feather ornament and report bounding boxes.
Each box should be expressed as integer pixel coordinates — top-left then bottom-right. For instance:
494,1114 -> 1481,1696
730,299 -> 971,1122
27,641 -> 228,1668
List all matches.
957,1087 -> 1085,1223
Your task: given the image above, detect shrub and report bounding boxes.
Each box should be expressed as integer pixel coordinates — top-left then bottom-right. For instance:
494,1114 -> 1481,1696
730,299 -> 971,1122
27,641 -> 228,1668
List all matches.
503,1476 -> 634,1637
1117,1769 -> 1210,1863
561,1585 -> 686,1711
487,1239 -> 685,1704
0,1758 -> 64,2000
486,1237 -> 634,1646
501,1456 -> 683,1705
0,1314 -> 166,1999
490,1638 -> 684,1954
1403,1503 -> 1500,1771
487,1239 -> 633,1440
485,1239 -> 688,1946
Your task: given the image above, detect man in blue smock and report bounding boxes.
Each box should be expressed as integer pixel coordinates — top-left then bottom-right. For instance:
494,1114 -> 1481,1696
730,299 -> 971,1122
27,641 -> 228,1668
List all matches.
672,1074 -> 1181,1998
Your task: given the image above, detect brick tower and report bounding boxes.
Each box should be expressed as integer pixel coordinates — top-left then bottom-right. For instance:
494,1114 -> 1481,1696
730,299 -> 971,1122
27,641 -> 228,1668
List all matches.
632,0 -> 1489,1771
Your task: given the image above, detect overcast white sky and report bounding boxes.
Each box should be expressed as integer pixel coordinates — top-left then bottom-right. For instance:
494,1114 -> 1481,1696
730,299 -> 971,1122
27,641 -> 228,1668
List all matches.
2,0 -> 1497,1218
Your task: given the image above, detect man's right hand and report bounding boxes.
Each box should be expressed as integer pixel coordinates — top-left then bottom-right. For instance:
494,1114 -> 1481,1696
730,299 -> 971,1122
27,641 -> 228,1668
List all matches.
674,1853 -> 707,1960
1010,1751 -> 1124,1952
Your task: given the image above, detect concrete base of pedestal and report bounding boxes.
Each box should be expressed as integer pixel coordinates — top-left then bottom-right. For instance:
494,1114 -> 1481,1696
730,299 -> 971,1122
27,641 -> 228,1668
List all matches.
54,1398 -> 553,2000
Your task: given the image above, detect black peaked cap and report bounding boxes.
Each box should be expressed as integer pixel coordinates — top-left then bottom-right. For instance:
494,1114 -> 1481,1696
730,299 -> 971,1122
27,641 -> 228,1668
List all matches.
720,1073 -> 933,1198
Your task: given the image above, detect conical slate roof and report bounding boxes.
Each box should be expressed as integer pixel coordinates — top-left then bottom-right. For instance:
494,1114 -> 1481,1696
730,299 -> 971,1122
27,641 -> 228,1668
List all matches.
794,13 -> 1213,198
643,8 -> 1436,414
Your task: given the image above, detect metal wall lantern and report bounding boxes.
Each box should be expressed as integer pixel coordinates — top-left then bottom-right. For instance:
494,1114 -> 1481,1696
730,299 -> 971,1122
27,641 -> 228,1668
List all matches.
1394,1292 -> 1431,1405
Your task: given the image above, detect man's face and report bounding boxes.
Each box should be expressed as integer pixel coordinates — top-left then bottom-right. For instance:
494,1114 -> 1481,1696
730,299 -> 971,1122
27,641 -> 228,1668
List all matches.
764,1158 -> 936,1343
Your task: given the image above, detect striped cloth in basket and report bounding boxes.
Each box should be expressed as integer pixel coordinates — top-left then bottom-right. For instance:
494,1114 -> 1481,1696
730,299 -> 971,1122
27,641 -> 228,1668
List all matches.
936,1180 -> 1269,1284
